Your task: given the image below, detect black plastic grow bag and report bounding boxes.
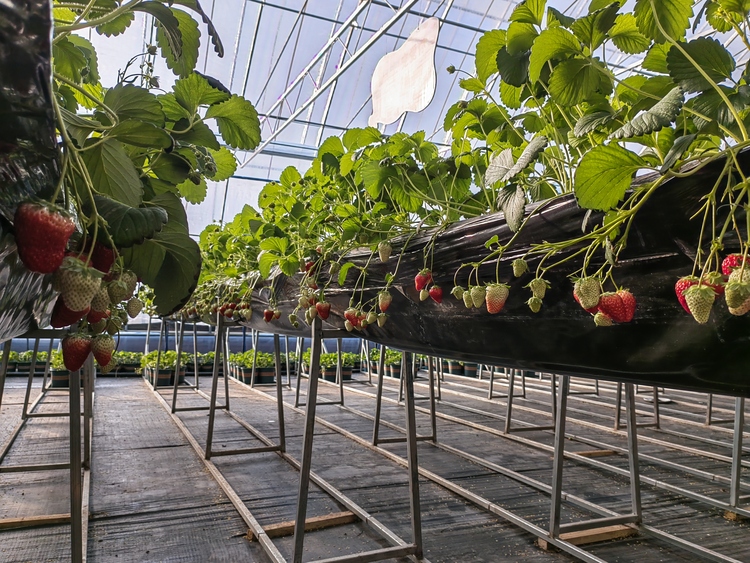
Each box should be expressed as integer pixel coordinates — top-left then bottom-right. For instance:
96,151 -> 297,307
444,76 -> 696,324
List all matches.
0,0 -> 58,342
240,151 -> 750,397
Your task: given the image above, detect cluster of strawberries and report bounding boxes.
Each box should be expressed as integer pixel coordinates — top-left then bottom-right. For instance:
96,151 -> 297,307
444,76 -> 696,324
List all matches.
675,254 -> 750,323
13,202 -> 143,373
572,278 -> 636,326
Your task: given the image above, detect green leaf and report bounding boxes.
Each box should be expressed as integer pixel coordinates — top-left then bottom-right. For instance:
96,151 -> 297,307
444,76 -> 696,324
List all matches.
151,153 -> 191,184
505,136 -> 548,180
256,251 -> 276,278
610,87 -> 683,139
154,8 -> 201,77
547,7 -> 575,27
318,136 -> 345,158
589,0 -> 624,11
666,37 -> 736,93
510,0 -> 546,25
67,35 -> 99,84
574,110 -> 617,136
634,0 -> 692,42
158,93 -> 192,121
529,27 -> 581,83
359,161 -> 397,198
135,2 -> 183,58
53,37 -> 88,82
172,121 -> 220,150
574,144 -> 646,210
60,107 -> 101,146
548,58 -> 600,106
176,176 -> 207,204
475,29 -> 506,84
123,220 -> 202,316
609,14 -> 651,54
571,3 -> 620,50
706,1 -> 738,32
82,139 -> 143,207
96,11 -> 134,36
207,147 -> 237,181
718,0 -> 750,13
506,22 -> 538,54
109,120 -> 173,149
460,77 -> 485,93
500,82 -> 524,109
498,185 -> 526,232
496,47 -> 530,87
171,0 -> 224,56
338,262 -> 355,286
92,195 -> 167,247
104,85 -> 165,127
484,148 -> 514,186
342,127 -> 381,151
259,237 -> 289,253
205,95 -> 261,150
173,72 -> 230,114
660,133 -> 696,173
642,43 -> 670,73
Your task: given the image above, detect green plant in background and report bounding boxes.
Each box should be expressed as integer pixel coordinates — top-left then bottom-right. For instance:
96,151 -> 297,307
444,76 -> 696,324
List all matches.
30,1 -> 263,322
190,0 -> 750,328
7,351 -> 19,363
341,352 -> 359,367
50,350 -> 66,371
113,351 -> 143,365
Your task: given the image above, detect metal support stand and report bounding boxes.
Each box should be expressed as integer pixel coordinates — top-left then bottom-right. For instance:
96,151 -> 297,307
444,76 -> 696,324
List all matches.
294,332 -> 345,409
284,335 -> 292,387
706,393 -> 735,425
488,367 -> 526,401
372,351 -> 436,446
504,370 -> 555,433
615,382 -> 660,430
293,319 -> 423,563
547,376 -> 641,546
205,315 -> 286,459
152,318 -> 166,390
726,397 -> 746,520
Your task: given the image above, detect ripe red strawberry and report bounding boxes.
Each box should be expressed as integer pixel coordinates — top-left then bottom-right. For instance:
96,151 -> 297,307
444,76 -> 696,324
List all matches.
316,301 -> 330,320
616,289 -> 636,322
263,309 -> 274,322
13,202 -> 75,274
675,276 -> 699,313
89,241 -> 116,274
92,334 -> 115,366
62,333 -> 91,371
429,285 -> 443,303
87,309 -> 108,324
378,291 -> 392,312
344,308 -> 358,324
702,271 -> 725,295
598,292 -> 628,323
485,283 -> 509,314
415,269 -> 432,291
56,256 -> 103,311
99,358 -> 117,374
304,261 -> 314,273
722,254 -> 745,277
50,296 -> 89,328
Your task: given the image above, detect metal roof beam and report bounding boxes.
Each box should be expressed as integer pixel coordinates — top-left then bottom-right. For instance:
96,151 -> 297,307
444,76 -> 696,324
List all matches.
240,0 -> 421,168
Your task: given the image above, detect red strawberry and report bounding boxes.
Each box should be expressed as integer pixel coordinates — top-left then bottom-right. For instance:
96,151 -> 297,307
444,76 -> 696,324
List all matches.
675,276 -> 699,314
378,291 -> 392,312
87,309 -> 108,324
702,271 -> 725,295
89,241 -> 116,274
598,292 -> 628,323
722,254 -> 745,277
13,202 -> 75,274
304,261 -> 314,273
316,301 -> 331,320
62,333 -> 91,371
415,269 -> 432,291
429,285 -> 443,303
485,283 -> 509,314
50,296 -> 89,328
263,309 -> 274,322
344,308 -> 358,324
91,334 -> 115,366
616,289 -> 636,322
573,292 -> 599,314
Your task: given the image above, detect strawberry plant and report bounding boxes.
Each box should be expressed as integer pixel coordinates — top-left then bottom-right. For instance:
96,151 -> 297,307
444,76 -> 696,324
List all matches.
10,1 -> 261,336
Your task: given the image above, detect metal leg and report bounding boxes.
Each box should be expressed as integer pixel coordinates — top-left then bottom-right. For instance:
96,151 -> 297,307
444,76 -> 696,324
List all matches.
294,336 -> 305,408
625,383 -> 643,522
22,338 -> 40,419
153,319 -> 165,390
171,320 -> 185,412
397,353 -> 405,403
595,379 -> 599,396
706,394 -> 714,425
83,356 -> 94,470
69,366 -> 83,563
41,338 -> 53,392
428,356 -> 437,442
337,338 -> 344,406
205,315 -> 225,459
549,375 -> 570,537
193,323 -> 200,390
0,341 -> 9,412
292,317 -> 323,563
435,357 -> 441,400
402,352 -> 424,558
372,346 -> 386,445
488,365 -> 495,400
551,374 -> 557,423
730,397 -> 745,511
250,330 -> 259,388
284,335 -> 292,387
652,386 -> 661,429
504,370 -> 515,434
614,382 -> 623,430
273,334 -> 287,453
223,333 -> 231,411
521,370 -> 527,399
144,315 -> 152,355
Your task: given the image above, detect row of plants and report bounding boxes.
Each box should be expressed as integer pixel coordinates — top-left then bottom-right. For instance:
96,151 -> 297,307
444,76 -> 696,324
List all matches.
185,0 -> 750,334
8,1 -> 262,372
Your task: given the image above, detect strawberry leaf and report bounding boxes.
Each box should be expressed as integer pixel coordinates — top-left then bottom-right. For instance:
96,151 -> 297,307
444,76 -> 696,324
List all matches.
104,85 -> 165,127
528,27 -> 581,83
497,184 -> 526,232
82,139 -> 143,207
575,144 -> 646,210
634,0 -> 692,42
109,120 -> 173,149
610,86 -> 683,139
204,95 -> 260,150
92,195 -> 167,248
173,72 -> 229,114
667,38 -> 736,93
475,29 -> 506,84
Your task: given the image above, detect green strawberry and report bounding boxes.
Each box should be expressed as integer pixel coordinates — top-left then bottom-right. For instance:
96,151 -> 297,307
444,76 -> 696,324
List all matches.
120,270 -> 137,296
366,311 -> 377,324
378,241 -> 392,262
684,284 -> 716,324
90,286 -> 110,312
462,291 -> 473,309
527,278 -> 548,299
594,312 -> 613,327
470,285 -> 486,308
419,288 -> 429,301
56,256 -> 102,311
512,258 -> 528,278
92,334 -> 115,366
574,277 -> 601,310
377,313 -> 387,327
451,286 -> 465,300
126,297 -> 143,318
527,296 -> 542,313
107,279 -> 130,304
